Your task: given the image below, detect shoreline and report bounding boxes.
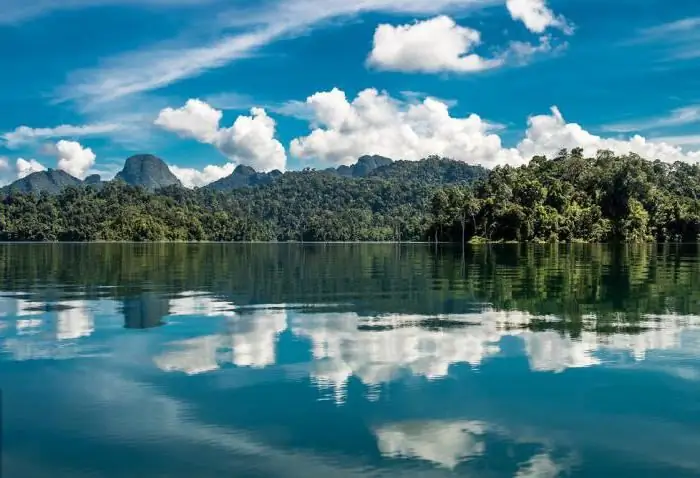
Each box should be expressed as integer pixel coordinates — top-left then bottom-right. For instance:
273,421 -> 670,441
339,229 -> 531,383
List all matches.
0,241 -> 698,245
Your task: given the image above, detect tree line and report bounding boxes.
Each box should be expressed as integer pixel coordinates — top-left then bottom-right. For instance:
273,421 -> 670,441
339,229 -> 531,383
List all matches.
1,150 -> 700,242
431,149 -> 700,243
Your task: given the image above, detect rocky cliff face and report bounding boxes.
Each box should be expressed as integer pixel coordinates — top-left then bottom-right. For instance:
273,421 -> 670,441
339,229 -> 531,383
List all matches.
114,154 -> 182,191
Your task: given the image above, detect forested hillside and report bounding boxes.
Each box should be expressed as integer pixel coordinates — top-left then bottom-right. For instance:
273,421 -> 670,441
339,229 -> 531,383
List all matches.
0,156 -> 484,241
430,149 -> 700,243
1,150 -> 699,242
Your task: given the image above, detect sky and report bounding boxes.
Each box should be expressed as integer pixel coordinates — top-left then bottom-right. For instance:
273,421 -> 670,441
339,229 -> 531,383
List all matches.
1,0 -> 699,187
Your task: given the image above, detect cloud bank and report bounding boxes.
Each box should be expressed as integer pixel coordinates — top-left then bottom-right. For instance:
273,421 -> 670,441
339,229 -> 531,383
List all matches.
155,99 -> 286,174
289,89 -> 700,168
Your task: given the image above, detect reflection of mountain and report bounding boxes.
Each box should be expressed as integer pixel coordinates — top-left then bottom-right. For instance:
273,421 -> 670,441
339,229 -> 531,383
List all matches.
154,309 -> 287,374
122,293 -> 169,329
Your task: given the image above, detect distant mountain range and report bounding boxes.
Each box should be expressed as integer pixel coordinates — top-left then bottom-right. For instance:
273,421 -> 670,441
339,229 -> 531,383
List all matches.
0,153 -> 487,196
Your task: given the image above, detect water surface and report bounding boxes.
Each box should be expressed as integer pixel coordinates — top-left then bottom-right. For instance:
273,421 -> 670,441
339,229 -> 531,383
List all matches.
1,244 -> 700,477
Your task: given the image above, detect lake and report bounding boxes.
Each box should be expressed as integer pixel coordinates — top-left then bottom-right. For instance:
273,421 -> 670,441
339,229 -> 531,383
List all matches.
1,243 -> 699,477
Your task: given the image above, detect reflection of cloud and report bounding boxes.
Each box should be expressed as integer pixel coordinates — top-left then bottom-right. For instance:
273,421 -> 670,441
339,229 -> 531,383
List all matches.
56,301 -> 94,340
521,331 -> 600,372
291,311 -> 700,401
16,318 -> 43,335
0,296 -> 45,317
154,309 -> 287,374
292,311 -> 534,401
1,299 -> 106,361
515,453 -> 562,478
168,292 -> 235,316
154,336 -> 222,375
374,419 -> 572,475
292,312 -> 515,396
375,420 -> 486,469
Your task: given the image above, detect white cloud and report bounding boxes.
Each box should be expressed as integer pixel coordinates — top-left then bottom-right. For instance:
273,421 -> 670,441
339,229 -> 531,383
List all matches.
169,162 -> 236,188
506,0 -> 571,34
156,100 -> 286,172
601,105 -> 700,133
55,0 -> 496,106
1,123 -> 121,149
289,88 -> 700,166
368,15 -> 503,73
55,140 -> 96,179
216,107 -> 286,171
519,106 -> 700,163
0,157 -> 46,185
289,87 -> 522,167
15,158 -> 46,179
154,99 -> 222,143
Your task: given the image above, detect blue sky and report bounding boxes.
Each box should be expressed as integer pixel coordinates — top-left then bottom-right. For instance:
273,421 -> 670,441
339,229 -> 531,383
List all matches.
1,0 -> 699,187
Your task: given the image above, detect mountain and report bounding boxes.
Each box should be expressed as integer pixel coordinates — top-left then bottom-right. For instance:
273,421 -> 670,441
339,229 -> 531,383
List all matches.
1,169 -> 82,195
205,165 -> 282,192
114,154 -> 182,191
84,174 -> 102,185
328,155 -> 394,178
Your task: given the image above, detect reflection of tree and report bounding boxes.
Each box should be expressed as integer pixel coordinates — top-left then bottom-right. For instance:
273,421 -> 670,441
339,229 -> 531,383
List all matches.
122,293 -> 169,330
1,243 -> 700,324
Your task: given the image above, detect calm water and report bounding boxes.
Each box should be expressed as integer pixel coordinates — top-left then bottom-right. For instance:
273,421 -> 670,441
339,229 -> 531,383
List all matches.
1,244 -> 700,477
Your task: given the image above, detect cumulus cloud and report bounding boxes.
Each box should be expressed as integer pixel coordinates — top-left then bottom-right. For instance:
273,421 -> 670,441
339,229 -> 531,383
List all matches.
289,88 -> 522,167
367,16 -> 562,74
155,100 -> 286,172
519,107 -> 700,163
16,158 -> 46,179
368,15 -> 503,73
154,99 -> 222,143
0,156 -> 46,185
55,140 -> 97,179
289,88 -> 700,167
169,162 -> 236,188
506,0 -> 572,34
1,123 -> 121,149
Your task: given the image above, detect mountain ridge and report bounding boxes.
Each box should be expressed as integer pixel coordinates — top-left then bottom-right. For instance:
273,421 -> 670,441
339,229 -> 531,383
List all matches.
1,153 -> 487,196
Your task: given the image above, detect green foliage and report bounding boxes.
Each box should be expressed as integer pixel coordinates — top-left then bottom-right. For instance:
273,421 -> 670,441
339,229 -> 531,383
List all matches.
430,150 -> 700,243
2,152 -> 699,243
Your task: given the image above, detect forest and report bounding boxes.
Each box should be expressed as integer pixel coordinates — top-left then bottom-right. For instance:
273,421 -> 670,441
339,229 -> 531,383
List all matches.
1,149 -> 699,242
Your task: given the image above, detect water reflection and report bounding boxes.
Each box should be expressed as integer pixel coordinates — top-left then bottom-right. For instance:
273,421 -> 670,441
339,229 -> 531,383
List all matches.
154,308 -> 287,373
2,244 -> 700,477
375,420 -> 487,469
2,294 -> 699,392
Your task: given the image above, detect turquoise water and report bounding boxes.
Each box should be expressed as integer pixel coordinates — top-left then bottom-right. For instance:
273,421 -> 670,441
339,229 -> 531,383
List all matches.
1,244 -> 700,477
